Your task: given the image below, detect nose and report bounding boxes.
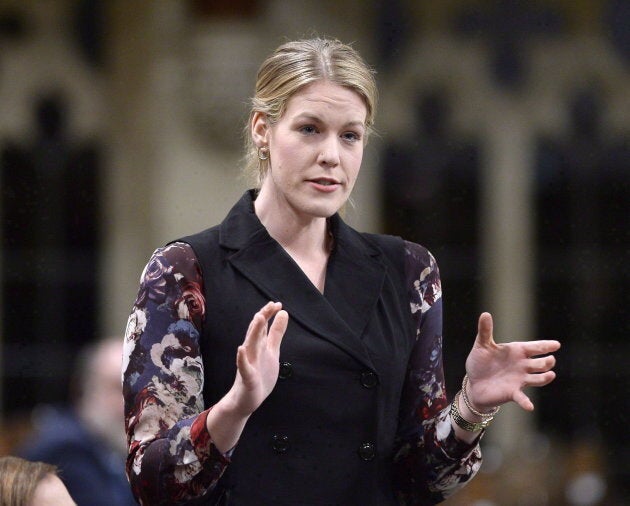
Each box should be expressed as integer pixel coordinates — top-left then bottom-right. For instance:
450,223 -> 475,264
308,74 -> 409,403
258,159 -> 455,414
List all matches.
317,135 -> 340,168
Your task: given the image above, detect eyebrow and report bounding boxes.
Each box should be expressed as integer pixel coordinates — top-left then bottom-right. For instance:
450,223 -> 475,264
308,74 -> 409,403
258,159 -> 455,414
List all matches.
294,113 -> 365,130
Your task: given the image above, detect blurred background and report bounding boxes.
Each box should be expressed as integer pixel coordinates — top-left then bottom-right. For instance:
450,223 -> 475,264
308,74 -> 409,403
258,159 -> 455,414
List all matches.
0,1 -> 627,505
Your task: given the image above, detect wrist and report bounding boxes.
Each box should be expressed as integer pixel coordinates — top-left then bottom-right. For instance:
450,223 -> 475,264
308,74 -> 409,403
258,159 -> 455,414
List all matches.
205,391 -> 252,454
462,374 -> 500,417
220,385 -> 256,420
451,392 -> 495,432
456,392 -> 485,423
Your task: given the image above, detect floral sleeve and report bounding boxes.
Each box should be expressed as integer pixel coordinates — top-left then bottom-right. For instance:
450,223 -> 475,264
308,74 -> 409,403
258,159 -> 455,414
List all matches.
122,242 -> 230,506
393,241 -> 482,505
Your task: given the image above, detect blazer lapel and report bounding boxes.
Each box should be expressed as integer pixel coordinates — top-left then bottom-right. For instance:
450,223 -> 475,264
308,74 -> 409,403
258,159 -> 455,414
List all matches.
219,192 -> 387,370
324,216 -> 387,345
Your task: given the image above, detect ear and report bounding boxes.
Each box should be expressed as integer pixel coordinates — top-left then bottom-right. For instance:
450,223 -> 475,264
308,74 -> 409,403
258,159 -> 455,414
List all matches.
251,112 -> 269,147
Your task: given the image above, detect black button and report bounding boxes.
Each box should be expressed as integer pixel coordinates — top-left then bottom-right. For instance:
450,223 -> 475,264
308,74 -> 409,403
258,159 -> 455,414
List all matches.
279,361 -> 293,380
358,442 -> 375,461
360,371 -> 378,388
272,434 -> 290,454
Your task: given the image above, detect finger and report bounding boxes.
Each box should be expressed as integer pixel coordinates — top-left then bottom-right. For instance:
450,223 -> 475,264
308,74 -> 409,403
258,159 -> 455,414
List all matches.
258,301 -> 282,322
245,302 -> 276,339
523,339 -> 561,357
525,370 -> 557,388
243,313 -> 267,360
268,310 -> 289,350
476,312 -> 494,346
526,354 -> 556,373
249,302 -> 280,336
236,345 -> 255,383
250,303 -> 283,351
244,312 -> 258,339
512,389 -> 534,411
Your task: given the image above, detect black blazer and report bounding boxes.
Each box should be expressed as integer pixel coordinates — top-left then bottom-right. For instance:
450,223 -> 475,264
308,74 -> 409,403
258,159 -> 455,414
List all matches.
180,191 -> 415,505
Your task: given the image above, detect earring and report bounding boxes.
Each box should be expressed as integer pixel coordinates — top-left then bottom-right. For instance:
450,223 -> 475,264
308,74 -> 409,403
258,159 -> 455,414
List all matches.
257,146 -> 269,160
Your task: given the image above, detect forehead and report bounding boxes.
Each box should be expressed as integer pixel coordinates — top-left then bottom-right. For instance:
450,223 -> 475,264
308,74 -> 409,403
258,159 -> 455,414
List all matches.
284,80 -> 367,120
31,474 -> 77,506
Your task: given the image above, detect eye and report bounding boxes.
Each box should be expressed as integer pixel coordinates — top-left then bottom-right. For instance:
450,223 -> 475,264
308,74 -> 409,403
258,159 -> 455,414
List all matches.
299,125 -> 318,135
342,131 -> 361,143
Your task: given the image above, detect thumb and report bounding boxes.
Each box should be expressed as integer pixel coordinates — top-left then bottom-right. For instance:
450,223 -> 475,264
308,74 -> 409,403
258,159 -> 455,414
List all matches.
476,312 -> 494,347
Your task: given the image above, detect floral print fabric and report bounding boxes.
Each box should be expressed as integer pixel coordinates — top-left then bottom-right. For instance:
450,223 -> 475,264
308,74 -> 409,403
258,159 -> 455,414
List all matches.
123,240 -> 481,505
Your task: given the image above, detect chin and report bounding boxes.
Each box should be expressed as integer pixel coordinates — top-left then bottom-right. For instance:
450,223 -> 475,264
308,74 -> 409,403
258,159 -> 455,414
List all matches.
305,201 -> 344,218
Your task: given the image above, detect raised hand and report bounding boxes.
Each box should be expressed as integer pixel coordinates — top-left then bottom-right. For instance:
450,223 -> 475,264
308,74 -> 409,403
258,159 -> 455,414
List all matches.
464,312 -> 561,412
206,301 -> 288,453
231,301 -> 289,416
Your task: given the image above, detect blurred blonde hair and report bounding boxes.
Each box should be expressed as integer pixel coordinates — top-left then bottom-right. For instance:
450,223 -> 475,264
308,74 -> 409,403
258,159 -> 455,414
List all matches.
243,37 -> 378,187
0,456 -> 58,506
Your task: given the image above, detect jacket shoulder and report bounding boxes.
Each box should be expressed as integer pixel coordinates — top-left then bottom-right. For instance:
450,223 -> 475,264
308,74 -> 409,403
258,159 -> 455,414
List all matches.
360,232 -> 405,267
173,225 -> 221,259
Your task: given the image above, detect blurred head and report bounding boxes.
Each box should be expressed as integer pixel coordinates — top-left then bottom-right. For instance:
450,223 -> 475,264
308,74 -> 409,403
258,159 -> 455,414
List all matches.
73,336 -> 126,455
244,37 -> 378,187
0,456 -> 76,506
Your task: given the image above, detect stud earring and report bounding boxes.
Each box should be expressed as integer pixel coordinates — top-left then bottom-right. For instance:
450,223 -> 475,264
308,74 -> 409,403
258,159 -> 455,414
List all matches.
257,146 -> 269,160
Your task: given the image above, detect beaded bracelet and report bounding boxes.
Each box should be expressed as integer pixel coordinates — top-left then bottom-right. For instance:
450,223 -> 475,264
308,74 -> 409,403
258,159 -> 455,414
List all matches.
461,374 -> 500,419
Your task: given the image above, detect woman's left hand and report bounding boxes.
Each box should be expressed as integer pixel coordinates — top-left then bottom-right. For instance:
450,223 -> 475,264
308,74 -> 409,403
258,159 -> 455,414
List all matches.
464,312 -> 561,412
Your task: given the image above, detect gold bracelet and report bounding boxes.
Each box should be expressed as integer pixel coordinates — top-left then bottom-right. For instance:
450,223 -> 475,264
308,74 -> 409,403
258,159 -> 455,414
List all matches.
450,392 -> 495,432
461,374 -> 500,419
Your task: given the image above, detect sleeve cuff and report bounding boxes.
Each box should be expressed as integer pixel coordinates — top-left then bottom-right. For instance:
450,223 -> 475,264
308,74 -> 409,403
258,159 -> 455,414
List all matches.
191,408 -> 234,463
436,405 -> 483,460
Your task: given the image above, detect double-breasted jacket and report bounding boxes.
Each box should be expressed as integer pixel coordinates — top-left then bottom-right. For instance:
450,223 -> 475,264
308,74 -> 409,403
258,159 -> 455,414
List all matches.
123,191 -> 482,506
181,191 -> 415,504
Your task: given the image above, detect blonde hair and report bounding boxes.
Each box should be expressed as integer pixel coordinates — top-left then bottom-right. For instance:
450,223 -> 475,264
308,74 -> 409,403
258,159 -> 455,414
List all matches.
0,456 -> 58,506
243,38 -> 378,187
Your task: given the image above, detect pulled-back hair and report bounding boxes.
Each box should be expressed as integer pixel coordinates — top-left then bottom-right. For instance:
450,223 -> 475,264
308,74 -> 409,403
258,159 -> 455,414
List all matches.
0,456 -> 58,506
243,38 -> 378,187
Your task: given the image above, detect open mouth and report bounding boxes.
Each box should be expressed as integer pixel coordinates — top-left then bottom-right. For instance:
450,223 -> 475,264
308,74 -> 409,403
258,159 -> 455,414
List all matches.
309,178 -> 340,186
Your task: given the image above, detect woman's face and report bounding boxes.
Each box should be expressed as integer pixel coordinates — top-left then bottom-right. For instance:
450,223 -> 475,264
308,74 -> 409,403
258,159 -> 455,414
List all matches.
253,80 -> 367,221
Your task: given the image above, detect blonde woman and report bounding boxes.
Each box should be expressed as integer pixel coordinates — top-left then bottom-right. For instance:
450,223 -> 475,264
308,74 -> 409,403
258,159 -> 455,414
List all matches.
0,456 -> 76,506
123,38 -> 560,505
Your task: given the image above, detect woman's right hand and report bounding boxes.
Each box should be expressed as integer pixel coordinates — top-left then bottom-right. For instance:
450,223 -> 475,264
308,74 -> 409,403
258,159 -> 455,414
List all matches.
229,301 -> 289,416
206,302 -> 288,453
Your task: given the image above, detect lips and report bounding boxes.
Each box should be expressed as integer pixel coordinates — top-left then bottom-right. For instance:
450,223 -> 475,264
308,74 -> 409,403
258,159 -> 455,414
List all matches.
307,177 -> 342,193
308,177 -> 340,186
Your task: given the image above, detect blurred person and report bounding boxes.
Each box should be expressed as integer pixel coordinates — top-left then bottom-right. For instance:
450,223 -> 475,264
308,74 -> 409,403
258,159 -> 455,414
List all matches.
17,336 -> 135,506
123,38 -> 560,505
0,455 -> 76,506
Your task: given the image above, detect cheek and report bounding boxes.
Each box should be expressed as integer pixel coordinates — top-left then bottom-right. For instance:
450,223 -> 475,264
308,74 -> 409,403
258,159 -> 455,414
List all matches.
281,143 -> 306,163
269,130 -> 307,161
346,150 -> 363,182
271,141 -> 307,174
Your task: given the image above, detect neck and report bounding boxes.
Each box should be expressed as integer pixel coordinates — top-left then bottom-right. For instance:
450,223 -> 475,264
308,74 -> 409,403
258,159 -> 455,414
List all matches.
254,193 -> 331,257
254,187 -> 333,293
259,207 -> 330,256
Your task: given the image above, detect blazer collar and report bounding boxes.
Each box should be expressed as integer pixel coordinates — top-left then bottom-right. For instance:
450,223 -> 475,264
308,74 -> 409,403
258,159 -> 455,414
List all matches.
219,191 -> 387,369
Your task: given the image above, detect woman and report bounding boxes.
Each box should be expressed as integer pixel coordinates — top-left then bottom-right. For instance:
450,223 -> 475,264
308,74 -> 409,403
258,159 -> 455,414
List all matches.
0,456 -> 76,506
123,38 -> 560,505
